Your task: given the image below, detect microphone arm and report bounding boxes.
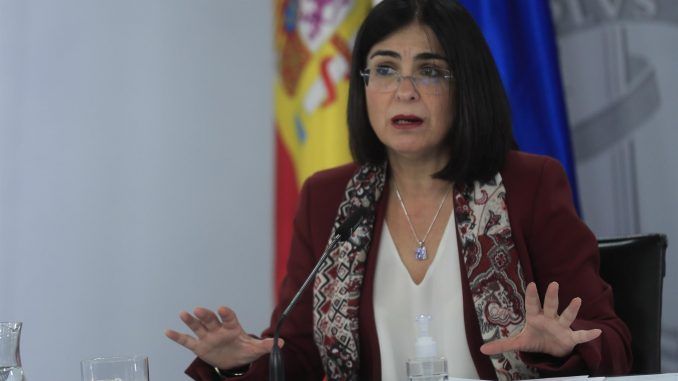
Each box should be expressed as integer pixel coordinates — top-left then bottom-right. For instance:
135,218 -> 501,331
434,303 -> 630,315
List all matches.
269,209 -> 366,381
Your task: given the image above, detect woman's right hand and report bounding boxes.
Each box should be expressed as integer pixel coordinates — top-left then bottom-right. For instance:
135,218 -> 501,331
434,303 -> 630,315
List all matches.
165,306 -> 282,370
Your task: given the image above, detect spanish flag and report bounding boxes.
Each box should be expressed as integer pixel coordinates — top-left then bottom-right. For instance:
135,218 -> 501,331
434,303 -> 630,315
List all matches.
274,0 -> 371,292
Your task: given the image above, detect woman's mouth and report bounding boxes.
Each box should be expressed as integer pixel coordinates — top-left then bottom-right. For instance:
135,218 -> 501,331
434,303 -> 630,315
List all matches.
391,114 -> 424,129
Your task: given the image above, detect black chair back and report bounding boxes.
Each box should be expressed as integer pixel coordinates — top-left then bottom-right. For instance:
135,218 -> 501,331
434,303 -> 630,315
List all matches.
598,234 -> 667,374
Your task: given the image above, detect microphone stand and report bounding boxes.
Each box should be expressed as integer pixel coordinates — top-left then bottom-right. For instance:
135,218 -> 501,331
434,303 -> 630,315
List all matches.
269,233 -> 343,381
269,209 -> 365,381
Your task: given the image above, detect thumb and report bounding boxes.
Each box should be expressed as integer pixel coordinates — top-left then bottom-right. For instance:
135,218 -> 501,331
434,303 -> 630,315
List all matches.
260,337 -> 285,352
480,337 -> 517,355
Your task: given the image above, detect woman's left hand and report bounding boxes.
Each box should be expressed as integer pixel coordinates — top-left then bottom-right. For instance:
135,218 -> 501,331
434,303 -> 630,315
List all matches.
480,281 -> 602,358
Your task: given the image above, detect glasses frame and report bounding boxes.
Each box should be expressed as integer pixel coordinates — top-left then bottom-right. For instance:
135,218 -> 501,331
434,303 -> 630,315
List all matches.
359,67 -> 454,95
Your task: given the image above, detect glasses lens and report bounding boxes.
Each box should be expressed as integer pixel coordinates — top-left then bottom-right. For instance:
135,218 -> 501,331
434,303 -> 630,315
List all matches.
363,67 -> 451,95
413,68 -> 451,95
366,67 -> 397,92
414,77 -> 444,95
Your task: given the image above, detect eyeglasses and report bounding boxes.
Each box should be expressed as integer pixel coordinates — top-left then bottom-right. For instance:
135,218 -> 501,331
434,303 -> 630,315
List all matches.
360,66 -> 453,95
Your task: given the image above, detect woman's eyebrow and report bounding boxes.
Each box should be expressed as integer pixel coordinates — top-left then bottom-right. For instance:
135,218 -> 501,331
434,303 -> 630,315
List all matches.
368,50 -> 447,61
368,50 -> 400,60
414,52 -> 447,61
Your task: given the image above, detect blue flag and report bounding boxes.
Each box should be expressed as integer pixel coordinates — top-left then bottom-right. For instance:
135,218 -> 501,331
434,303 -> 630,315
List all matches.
459,0 -> 579,209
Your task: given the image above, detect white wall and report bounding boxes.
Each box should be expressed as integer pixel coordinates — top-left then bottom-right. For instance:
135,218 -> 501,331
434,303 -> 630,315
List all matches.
0,1 -> 274,380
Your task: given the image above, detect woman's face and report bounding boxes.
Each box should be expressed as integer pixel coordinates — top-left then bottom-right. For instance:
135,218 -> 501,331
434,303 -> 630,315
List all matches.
364,22 -> 454,163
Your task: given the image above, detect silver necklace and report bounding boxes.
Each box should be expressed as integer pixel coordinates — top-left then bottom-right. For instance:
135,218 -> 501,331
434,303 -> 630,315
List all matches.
393,181 -> 451,261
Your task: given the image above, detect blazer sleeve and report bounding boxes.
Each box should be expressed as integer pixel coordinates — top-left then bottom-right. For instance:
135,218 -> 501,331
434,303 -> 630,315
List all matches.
186,177 -> 325,380
520,157 -> 633,376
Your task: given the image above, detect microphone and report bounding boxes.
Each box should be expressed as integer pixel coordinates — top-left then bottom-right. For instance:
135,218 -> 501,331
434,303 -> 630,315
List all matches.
269,208 -> 368,381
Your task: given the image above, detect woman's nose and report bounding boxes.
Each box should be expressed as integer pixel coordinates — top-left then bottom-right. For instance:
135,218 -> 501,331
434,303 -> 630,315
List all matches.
395,76 -> 420,101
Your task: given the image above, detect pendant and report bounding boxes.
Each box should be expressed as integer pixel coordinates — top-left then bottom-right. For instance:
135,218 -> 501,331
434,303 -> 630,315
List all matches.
415,241 -> 427,261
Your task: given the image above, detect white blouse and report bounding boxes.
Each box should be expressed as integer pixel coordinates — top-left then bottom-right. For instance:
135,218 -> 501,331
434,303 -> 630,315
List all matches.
373,210 -> 479,380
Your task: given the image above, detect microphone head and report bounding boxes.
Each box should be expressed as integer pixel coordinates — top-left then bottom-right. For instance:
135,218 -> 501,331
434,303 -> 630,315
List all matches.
336,208 -> 368,241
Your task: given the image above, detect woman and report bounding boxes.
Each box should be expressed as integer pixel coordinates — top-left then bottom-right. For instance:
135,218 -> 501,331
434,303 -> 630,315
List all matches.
166,0 -> 632,379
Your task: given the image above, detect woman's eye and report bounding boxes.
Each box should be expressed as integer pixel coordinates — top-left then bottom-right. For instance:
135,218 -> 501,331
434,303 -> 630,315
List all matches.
374,66 -> 397,76
419,66 -> 442,78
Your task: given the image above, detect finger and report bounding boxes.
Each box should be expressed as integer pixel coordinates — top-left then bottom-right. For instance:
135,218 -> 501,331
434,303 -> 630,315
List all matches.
194,307 -> 224,332
479,337 -> 520,355
524,282 -> 542,317
217,306 -> 240,329
179,310 -> 209,339
165,329 -> 198,351
543,282 -> 560,318
572,328 -> 602,344
258,337 -> 285,353
558,297 -> 582,327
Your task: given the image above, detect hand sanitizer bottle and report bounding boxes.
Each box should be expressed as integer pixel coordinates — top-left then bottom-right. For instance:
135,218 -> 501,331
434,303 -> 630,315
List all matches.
406,315 -> 449,381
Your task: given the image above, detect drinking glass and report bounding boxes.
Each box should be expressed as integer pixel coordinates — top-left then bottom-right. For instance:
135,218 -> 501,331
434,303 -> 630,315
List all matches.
80,355 -> 149,381
0,322 -> 24,381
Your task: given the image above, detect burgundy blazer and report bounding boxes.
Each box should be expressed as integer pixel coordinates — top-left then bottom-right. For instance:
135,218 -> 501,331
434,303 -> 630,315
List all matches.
187,151 -> 632,380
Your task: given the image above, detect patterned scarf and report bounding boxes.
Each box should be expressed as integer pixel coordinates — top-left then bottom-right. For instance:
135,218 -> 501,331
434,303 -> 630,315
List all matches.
312,163 -> 538,381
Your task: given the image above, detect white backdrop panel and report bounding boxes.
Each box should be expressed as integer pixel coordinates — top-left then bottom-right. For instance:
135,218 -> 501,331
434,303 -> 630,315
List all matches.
0,0 -> 274,380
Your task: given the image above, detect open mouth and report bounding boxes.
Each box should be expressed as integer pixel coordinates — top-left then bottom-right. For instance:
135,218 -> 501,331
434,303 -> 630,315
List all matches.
391,114 -> 424,128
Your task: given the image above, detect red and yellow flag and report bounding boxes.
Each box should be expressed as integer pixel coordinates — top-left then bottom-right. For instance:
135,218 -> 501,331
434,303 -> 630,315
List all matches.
274,0 -> 371,292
